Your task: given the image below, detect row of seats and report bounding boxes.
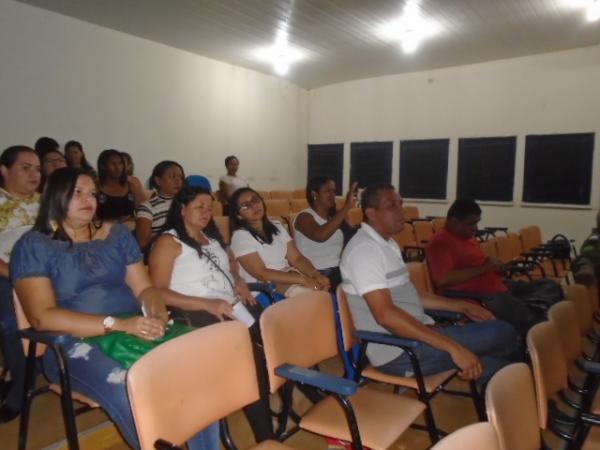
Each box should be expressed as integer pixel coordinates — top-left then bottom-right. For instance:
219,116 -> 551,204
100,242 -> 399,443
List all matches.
433,283 -> 600,449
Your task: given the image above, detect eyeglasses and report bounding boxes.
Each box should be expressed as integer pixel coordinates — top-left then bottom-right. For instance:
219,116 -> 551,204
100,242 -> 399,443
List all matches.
238,196 -> 261,211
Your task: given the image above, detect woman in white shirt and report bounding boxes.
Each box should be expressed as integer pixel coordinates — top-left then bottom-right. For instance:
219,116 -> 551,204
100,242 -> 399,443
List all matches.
218,155 -> 248,203
229,187 -> 330,297
147,186 -> 273,442
294,177 -> 358,290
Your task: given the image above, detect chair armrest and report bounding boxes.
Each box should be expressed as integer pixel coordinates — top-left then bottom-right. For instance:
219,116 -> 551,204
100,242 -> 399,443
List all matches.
441,290 -> 490,302
484,227 -> 508,233
581,412 -> 600,426
583,361 -> 600,375
424,309 -> 465,322
354,330 -> 421,349
275,363 -> 358,396
18,327 -> 70,346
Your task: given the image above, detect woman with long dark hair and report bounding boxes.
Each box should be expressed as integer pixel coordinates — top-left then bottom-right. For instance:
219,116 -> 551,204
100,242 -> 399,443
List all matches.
10,167 -> 218,450
148,187 -> 273,442
135,160 -> 184,250
229,187 -> 330,297
64,140 -> 96,177
294,177 -> 358,289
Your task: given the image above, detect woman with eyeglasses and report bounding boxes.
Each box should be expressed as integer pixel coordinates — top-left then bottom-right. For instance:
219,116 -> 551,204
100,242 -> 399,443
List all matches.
229,187 -> 330,298
148,186 -> 274,442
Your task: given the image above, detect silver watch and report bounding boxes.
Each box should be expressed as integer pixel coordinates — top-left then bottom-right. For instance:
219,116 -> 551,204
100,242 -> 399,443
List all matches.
103,316 -> 116,334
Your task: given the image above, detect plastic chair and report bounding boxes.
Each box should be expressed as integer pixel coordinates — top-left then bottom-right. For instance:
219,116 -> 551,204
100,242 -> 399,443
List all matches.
292,188 -> 305,199
403,205 -> 420,220
431,217 -> 446,232
213,216 -> 231,244
412,219 -> 434,247
260,291 -> 426,449
346,207 -> 362,227
269,190 -> 293,201
290,198 -> 309,213
14,292 -> 99,450
336,285 -> 484,443
185,175 -> 212,192
127,321 -> 292,450
254,190 -> 270,200
264,199 -> 291,218
392,223 -> 424,262
211,200 -> 224,217
430,422 -> 499,450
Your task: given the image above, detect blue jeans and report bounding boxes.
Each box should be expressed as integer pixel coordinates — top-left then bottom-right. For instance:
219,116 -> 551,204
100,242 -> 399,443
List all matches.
43,338 -> 219,450
377,320 -> 521,387
0,276 -> 26,410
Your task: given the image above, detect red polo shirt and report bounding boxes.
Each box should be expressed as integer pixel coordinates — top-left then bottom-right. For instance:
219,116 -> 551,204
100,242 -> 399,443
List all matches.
426,228 -> 507,294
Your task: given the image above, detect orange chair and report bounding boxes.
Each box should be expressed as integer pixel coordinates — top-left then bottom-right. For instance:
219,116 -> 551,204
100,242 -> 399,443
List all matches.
480,239 -> 498,259
264,199 -> 291,218
346,207 -> 363,227
392,223 -> 424,261
430,422 -> 499,450
213,216 -> 231,244
260,291 -> 426,449
412,220 -> 434,247
292,188 -> 305,199
211,200 -> 224,217
431,217 -> 446,232
290,198 -> 309,213
403,205 -> 420,220
254,190 -> 270,200
269,190 -> 293,201
128,321 -> 292,450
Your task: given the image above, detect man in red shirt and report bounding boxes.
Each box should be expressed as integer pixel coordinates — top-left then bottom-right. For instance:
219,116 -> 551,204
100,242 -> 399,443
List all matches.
426,198 -> 543,335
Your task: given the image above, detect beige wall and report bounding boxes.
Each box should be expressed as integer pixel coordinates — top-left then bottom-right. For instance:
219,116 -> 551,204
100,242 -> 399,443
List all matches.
0,0 -> 308,190
308,45 -> 600,245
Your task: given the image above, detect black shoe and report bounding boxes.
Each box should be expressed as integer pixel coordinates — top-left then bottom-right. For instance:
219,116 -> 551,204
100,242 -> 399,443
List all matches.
0,402 -> 20,423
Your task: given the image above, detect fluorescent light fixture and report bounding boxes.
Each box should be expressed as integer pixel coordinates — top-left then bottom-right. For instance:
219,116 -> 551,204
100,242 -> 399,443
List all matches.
254,28 -> 305,76
587,0 -> 600,21
377,1 -> 440,54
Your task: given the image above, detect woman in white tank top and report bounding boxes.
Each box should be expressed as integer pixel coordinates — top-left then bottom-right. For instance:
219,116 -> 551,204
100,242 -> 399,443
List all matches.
294,176 -> 358,289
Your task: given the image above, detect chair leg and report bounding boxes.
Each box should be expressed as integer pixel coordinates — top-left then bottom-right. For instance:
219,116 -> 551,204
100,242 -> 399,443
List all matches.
52,345 -> 79,450
421,400 -> 440,443
18,341 -> 38,450
469,380 -> 486,421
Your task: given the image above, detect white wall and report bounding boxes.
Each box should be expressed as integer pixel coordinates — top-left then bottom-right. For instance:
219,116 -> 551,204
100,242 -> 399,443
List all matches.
308,45 -> 600,245
0,0 -> 308,190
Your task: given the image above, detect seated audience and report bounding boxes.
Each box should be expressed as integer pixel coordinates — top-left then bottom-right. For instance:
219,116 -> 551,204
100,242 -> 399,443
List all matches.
96,149 -> 140,228
10,167 -> 218,450
294,176 -> 358,289
0,145 -> 41,422
219,155 -> 248,203
426,198 -> 549,336
148,186 -> 273,442
121,151 -> 151,202
64,140 -> 97,178
38,148 -> 67,192
229,187 -> 330,299
135,160 -> 184,250
340,185 -> 521,388
34,136 -> 59,157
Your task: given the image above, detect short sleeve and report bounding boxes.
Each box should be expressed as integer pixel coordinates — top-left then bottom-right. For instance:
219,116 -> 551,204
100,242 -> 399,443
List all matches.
343,243 -> 387,296
425,238 -> 454,285
10,232 -> 52,281
136,200 -> 153,221
274,222 -> 292,245
230,230 -> 260,258
115,224 -> 143,265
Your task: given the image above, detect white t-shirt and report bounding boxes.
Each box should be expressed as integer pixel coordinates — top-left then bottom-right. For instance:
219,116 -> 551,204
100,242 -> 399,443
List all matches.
340,222 -> 434,367
219,175 -> 249,197
166,229 -> 236,304
230,221 -> 292,283
293,208 -> 344,270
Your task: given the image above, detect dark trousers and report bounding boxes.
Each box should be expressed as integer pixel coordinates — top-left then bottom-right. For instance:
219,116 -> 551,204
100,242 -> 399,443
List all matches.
484,292 -> 545,337
0,276 -> 26,410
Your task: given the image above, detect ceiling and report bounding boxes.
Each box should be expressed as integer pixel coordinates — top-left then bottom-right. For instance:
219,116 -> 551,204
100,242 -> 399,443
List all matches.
16,0 -> 600,89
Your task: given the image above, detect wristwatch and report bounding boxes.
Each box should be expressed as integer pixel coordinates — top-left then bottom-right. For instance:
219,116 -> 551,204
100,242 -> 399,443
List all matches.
103,316 -> 116,334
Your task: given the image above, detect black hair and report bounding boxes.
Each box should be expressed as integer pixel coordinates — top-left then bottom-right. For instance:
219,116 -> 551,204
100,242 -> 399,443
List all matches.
229,187 -> 280,244
161,187 -> 225,257
0,145 -> 38,187
149,160 -> 185,190
33,167 -> 97,243
446,198 -> 482,221
34,137 -> 59,160
97,149 -> 127,186
224,155 -> 237,167
361,184 -> 396,217
306,176 -> 334,209
64,140 -> 94,172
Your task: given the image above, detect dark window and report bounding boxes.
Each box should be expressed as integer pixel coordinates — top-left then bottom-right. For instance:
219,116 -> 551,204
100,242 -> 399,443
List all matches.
457,137 -> 516,202
307,144 -> 344,195
350,141 -> 393,189
523,133 -> 594,205
399,139 -> 449,199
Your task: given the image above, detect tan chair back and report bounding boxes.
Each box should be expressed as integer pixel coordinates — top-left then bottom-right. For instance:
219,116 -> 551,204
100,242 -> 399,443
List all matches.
506,233 -> 523,258
495,236 -> 513,263
431,422 -> 499,450
480,239 -> 498,259
336,286 -> 358,352
260,291 -> 337,392
264,199 -> 291,217
270,190 -> 293,200
403,205 -> 420,220
519,226 -> 543,253
407,261 -> 433,293
211,200 -> 223,217
292,188 -> 306,199
213,216 -> 230,244
392,222 -> 417,248
566,283 -> 594,336
413,220 -> 434,245
431,218 -> 446,232
548,301 -> 582,364
346,207 -> 363,226
254,190 -> 270,199
128,322 -> 258,450
526,322 -> 568,429
485,363 -> 540,450
290,198 -> 309,213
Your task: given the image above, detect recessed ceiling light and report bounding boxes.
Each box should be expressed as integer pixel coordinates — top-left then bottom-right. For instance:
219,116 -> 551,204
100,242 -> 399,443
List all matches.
587,0 -> 600,21
255,28 -> 305,76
